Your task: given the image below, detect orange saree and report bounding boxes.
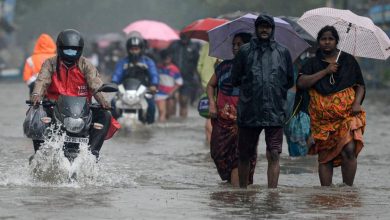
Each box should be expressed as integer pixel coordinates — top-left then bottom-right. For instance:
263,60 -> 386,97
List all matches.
308,87 -> 366,167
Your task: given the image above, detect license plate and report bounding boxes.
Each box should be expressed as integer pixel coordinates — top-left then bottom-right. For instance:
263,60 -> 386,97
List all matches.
64,135 -> 89,144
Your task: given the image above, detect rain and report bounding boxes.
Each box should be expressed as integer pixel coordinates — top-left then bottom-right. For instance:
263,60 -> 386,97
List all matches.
0,0 -> 390,219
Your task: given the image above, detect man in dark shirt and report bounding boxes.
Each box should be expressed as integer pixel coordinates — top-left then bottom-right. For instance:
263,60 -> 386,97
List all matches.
231,14 -> 294,188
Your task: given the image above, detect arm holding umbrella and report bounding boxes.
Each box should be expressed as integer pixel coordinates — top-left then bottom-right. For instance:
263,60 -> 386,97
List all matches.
297,25 -> 340,89
297,64 -> 338,90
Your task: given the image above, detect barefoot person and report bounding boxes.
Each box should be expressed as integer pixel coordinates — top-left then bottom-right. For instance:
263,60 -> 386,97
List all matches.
156,50 -> 183,122
207,32 -> 253,187
231,15 -> 294,188
297,25 -> 366,186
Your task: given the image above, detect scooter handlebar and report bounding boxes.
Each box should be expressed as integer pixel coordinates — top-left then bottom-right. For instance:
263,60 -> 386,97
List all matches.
25,100 -> 54,106
26,100 -> 112,110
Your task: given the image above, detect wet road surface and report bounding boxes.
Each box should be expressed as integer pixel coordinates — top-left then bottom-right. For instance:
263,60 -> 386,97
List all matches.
0,81 -> 389,219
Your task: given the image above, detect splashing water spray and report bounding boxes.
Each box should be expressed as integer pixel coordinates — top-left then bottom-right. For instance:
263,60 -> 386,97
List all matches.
29,124 -> 100,185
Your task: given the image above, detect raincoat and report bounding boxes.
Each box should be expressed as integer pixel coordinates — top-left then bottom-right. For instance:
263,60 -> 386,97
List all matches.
33,56 -> 107,105
111,56 -> 159,86
197,43 -> 218,89
231,15 -> 294,127
23,34 -> 56,86
32,56 -> 119,140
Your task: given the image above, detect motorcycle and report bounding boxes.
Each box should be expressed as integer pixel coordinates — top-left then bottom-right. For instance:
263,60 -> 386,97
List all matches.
113,78 -> 153,125
26,83 -> 118,163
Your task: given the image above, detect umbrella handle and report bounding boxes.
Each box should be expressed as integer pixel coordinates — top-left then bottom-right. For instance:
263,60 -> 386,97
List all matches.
336,23 -> 352,63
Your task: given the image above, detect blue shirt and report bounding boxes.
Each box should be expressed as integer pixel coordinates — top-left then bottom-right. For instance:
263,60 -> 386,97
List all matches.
111,56 -> 159,86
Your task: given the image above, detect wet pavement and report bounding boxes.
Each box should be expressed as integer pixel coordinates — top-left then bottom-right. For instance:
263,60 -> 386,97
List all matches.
0,81 -> 389,219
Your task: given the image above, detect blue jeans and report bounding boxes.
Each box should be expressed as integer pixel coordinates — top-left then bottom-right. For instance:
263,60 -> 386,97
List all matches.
145,97 -> 155,124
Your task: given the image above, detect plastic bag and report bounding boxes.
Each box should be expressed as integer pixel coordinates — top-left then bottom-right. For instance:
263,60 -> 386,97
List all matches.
284,111 -> 310,156
197,93 -> 210,118
23,106 -> 48,140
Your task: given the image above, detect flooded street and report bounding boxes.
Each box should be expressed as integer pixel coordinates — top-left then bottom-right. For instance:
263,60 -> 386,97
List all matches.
1,81 -> 390,219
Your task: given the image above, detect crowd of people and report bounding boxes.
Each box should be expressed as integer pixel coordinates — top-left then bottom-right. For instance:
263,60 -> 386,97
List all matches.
205,14 -> 365,188
23,13 -> 367,189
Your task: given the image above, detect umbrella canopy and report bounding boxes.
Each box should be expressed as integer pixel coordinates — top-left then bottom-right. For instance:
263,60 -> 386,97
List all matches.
278,16 -> 316,45
217,10 -> 259,20
181,18 -> 228,41
298,7 -> 390,60
122,20 -> 179,42
207,13 -> 310,61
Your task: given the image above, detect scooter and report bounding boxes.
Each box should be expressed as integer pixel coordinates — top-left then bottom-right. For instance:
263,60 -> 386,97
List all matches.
113,78 -> 152,125
26,83 -> 118,162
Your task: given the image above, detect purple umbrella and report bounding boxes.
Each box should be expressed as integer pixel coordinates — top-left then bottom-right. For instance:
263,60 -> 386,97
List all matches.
208,13 -> 310,61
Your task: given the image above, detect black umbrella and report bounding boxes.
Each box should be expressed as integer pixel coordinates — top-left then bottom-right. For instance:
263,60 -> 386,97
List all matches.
278,16 -> 316,45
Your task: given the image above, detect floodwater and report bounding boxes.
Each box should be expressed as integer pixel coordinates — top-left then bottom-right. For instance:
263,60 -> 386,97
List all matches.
0,81 -> 389,220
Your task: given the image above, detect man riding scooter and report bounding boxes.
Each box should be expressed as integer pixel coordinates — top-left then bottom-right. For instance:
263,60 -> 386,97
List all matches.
31,29 -> 113,159
111,35 -> 159,124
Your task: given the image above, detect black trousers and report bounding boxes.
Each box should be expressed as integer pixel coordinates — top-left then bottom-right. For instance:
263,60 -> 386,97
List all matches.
89,108 -> 111,158
32,108 -> 111,158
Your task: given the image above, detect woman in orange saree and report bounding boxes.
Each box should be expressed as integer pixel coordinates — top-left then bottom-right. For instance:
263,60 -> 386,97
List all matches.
297,26 -> 366,186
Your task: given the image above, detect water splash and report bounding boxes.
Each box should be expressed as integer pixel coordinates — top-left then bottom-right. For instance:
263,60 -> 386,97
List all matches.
0,123 -> 138,188
29,125 -> 100,185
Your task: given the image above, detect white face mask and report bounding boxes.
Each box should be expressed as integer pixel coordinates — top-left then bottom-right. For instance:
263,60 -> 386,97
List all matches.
63,49 -> 78,56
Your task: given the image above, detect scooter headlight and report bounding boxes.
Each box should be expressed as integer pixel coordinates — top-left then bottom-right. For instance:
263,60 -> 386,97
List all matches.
123,91 -> 140,105
63,117 -> 85,133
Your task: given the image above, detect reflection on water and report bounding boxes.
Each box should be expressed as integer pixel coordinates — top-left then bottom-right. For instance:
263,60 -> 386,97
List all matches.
302,187 -> 363,220
280,156 -> 317,175
210,190 -> 257,207
307,188 -> 361,210
209,189 -> 285,219
116,124 -> 154,141
208,186 -> 366,219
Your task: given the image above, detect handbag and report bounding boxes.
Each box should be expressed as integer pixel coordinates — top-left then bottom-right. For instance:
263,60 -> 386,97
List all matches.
197,93 -> 210,118
284,91 -> 311,156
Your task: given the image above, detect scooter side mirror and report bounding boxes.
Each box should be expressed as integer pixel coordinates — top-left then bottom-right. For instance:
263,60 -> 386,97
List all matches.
96,83 -> 118,93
